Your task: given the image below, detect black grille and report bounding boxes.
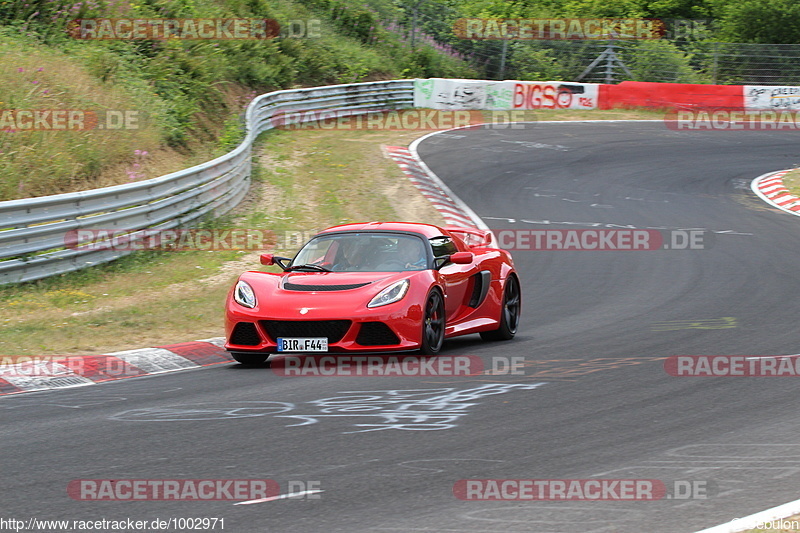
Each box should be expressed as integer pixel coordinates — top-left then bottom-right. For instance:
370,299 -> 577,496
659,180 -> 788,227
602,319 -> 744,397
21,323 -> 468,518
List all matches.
229,322 -> 262,346
284,281 -> 371,292
356,322 -> 401,346
260,320 -> 352,343
468,270 -> 492,308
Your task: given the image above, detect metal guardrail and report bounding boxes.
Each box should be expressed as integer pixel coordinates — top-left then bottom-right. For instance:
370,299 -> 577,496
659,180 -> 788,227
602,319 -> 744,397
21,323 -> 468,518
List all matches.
0,80 -> 415,285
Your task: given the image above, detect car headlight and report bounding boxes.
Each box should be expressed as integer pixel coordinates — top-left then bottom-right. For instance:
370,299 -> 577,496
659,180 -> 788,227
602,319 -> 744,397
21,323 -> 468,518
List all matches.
234,280 -> 257,308
367,279 -> 410,308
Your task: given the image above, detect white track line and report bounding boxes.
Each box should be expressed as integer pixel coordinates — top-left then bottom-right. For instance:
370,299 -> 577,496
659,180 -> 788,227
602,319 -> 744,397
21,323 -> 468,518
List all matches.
233,489 -> 324,505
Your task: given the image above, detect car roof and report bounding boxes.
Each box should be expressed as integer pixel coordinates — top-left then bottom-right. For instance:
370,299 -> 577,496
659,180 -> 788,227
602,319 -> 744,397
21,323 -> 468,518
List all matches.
318,222 -> 450,239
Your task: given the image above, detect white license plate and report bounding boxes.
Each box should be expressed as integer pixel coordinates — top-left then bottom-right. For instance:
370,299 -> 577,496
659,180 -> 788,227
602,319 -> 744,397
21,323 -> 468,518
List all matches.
277,337 -> 328,352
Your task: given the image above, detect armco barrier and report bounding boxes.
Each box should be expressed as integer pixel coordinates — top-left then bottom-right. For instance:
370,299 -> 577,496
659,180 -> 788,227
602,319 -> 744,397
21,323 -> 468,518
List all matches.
0,80 -> 414,285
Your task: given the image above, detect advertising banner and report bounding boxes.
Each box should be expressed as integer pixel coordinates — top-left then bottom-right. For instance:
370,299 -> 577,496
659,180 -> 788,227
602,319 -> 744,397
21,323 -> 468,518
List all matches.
507,81 -> 598,110
414,78 -> 597,110
745,86 -> 800,110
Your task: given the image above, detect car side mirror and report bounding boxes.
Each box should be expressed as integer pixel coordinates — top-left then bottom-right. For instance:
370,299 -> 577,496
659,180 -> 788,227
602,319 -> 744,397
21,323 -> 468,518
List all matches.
261,253 -> 291,271
434,251 -> 473,270
449,252 -> 474,264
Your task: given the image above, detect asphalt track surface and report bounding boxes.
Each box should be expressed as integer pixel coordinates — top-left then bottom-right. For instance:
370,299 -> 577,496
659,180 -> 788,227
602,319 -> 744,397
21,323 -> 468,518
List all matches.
4,122 -> 800,533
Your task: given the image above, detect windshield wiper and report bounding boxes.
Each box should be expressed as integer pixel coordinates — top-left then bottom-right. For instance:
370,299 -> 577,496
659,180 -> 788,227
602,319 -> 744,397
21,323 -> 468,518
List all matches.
286,263 -> 332,272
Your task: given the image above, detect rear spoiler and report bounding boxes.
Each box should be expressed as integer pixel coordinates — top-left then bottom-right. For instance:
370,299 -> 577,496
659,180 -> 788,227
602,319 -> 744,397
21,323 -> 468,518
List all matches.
445,226 -> 493,248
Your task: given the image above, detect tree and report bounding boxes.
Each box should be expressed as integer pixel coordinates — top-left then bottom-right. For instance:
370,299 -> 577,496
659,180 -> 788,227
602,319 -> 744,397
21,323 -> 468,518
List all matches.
714,0 -> 800,44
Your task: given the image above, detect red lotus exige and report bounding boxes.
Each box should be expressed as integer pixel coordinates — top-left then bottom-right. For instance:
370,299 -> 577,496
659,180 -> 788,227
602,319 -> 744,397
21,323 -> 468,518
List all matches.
224,222 -> 520,365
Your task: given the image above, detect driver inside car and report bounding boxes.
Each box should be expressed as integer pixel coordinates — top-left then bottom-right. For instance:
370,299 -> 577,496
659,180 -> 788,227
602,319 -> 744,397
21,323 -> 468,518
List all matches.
333,240 -> 368,271
375,237 -> 426,271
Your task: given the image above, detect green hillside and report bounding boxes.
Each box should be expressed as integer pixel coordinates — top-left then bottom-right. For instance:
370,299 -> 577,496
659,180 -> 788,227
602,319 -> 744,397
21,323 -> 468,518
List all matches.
0,0 -> 476,201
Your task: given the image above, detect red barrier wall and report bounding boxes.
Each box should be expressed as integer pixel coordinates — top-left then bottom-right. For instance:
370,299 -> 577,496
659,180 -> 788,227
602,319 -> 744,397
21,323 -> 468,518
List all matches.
598,81 -> 744,110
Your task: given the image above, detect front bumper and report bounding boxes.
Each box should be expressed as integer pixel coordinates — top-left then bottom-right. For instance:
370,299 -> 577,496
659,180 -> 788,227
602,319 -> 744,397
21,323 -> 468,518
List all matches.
225,308 -> 425,354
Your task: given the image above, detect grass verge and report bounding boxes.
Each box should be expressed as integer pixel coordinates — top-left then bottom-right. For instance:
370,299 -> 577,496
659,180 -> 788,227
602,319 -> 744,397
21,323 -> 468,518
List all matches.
781,168 -> 800,198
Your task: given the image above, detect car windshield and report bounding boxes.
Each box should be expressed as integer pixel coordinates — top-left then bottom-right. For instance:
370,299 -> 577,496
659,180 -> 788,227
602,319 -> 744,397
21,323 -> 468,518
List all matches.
292,233 -> 428,272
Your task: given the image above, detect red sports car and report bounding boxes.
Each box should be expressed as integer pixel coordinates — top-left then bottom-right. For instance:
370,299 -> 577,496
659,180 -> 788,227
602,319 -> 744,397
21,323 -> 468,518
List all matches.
224,222 -> 520,365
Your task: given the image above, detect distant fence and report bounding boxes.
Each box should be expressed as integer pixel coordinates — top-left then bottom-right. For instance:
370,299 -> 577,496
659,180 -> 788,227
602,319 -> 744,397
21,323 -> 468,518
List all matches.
449,39 -> 800,85
0,80 -> 414,285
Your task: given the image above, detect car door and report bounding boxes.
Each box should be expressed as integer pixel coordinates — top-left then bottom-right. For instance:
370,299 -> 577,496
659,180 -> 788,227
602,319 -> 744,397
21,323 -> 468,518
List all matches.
431,235 -> 475,319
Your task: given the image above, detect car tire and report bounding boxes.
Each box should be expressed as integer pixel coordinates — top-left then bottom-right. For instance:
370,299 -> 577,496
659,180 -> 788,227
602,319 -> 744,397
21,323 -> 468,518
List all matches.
231,352 -> 270,366
419,289 -> 445,355
480,275 -> 520,341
